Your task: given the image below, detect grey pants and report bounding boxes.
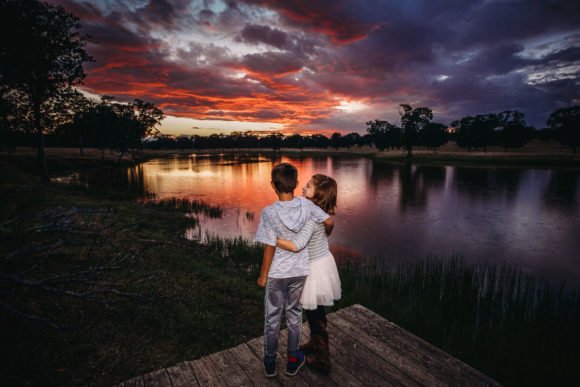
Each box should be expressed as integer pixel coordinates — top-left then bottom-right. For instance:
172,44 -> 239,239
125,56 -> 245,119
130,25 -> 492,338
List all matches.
263,276 -> 306,362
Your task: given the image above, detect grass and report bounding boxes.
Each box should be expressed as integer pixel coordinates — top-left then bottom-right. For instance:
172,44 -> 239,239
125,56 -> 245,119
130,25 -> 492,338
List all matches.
0,154 -> 265,386
335,257 -> 579,386
147,197 -> 224,218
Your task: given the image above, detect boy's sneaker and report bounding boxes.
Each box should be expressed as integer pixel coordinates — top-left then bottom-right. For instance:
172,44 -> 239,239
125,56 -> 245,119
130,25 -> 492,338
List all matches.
285,351 -> 305,376
264,359 -> 277,378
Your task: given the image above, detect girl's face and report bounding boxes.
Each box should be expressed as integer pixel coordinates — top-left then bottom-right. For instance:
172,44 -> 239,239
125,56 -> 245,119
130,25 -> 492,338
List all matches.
302,178 -> 315,199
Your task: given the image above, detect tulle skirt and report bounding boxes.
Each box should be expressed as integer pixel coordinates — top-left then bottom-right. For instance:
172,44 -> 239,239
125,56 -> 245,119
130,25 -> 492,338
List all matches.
300,252 -> 342,310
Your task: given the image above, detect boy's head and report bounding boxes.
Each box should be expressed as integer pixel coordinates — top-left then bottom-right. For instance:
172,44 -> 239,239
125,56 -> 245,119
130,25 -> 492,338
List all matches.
271,163 -> 298,193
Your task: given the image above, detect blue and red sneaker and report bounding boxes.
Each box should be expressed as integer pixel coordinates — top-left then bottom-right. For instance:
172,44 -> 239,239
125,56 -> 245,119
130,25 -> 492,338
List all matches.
285,351 -> 305,376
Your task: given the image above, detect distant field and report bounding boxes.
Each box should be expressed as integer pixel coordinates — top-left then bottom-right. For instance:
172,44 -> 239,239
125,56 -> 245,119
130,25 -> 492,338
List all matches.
4,139 -> 579,169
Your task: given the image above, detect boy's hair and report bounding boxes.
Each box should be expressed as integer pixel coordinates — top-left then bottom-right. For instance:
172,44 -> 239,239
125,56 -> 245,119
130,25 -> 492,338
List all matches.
310,174 -> 337,215
271,163 -> 298,193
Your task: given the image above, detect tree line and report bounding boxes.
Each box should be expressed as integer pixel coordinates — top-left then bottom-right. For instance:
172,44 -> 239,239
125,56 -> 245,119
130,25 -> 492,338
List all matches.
142,104 -> 579,156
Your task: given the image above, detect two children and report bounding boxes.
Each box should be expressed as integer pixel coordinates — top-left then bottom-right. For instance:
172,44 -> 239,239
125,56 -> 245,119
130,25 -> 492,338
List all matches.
255,163 -> 340,377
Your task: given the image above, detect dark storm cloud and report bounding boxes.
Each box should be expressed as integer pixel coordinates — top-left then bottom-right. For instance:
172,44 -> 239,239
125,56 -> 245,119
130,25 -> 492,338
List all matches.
236,25 -> 290,49
241,51 -> 304,75
238,0 -> 380,44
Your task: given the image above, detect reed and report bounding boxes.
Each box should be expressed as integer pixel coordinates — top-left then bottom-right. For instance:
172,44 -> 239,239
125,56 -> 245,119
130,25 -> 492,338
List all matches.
337,256 -> 579,386
204,234 -> 263,279
149,197 -> 224,218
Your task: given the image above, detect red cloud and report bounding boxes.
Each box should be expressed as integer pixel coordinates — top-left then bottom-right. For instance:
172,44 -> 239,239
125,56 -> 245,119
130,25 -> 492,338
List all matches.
240,0 -> 376,44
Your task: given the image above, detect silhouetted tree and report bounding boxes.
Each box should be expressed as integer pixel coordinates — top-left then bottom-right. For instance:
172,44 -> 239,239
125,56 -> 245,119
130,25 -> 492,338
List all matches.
400,104 -> 433,157
261,133 -> 283,150
309,133 -> 329,148
498,110 -> 533,151
535,128 -> 555,142
452,114 -> 500,151
547,106 -> 580,153
330,132 -> 343,149
359,134 -> 374,148
284,133 -> 304,149
0,0 -> 93,179
366,120 -> 399,151
342,132 -> 361,148
420,122 -> 448,150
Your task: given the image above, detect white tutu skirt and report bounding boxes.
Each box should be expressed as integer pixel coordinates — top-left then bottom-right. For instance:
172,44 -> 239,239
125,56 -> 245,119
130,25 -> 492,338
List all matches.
300,252 -> 342,310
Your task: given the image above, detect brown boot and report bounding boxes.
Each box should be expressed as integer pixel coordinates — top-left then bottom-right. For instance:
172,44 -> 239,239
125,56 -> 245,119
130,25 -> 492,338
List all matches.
306,331 -> 331,373
300,338 -> 316,355
301,321 -> 327,354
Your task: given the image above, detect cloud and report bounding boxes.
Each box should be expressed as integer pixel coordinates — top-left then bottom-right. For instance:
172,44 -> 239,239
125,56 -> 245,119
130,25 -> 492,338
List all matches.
238,0 -> 380,44
47,0 -> 580,131
236,24 -> 290,49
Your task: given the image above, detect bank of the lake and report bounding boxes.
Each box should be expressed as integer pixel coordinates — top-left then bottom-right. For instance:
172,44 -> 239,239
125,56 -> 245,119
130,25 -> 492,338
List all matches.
6,137 -> 580,170
1,150 -> 578,386
1,153 -> 267,386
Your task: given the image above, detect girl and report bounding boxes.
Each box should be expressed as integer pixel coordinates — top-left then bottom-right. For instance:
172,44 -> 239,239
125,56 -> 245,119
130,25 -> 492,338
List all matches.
276,174 -> 341,373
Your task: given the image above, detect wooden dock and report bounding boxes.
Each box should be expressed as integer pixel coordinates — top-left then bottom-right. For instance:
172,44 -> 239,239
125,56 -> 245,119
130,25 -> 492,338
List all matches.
118,304 -> 500,386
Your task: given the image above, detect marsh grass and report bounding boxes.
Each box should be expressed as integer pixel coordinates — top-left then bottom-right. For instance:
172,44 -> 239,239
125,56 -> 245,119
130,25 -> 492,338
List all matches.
204,235 -> 264,278
336,256 -> 579,386
149,197 -> 224,218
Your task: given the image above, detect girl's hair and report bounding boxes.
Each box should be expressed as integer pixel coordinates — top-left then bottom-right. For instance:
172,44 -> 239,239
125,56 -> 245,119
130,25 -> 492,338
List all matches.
310,174 -> 337,215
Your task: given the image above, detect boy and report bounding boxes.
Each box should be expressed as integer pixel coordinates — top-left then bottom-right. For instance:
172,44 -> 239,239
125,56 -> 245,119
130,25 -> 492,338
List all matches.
255,163 -> 333,377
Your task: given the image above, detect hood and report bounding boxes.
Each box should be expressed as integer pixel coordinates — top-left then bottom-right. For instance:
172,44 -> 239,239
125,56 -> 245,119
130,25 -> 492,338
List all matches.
272,196 -> 310,232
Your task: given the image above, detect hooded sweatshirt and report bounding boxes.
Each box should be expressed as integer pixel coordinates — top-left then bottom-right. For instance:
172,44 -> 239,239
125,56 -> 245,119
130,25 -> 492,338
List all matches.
255,196 -> 329,278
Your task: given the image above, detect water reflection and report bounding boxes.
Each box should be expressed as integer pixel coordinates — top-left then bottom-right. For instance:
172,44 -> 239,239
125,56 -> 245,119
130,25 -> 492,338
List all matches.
544,170 -> 579,209
56,154 -> 580,287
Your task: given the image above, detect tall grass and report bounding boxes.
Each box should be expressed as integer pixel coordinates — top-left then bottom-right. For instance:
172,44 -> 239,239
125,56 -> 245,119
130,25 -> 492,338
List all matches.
204,234 -> 263,279
148,197 -> 224,218
337,256 -> 579,386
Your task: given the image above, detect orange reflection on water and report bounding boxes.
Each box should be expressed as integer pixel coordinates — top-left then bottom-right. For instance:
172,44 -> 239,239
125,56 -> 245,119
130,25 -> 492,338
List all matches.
136,154 -> 357,213
118,154 -> 580,286
132,154 -> 371,252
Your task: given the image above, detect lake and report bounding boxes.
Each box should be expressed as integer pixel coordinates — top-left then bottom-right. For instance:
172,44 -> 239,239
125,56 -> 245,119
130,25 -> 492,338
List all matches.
56,153 -> 580,287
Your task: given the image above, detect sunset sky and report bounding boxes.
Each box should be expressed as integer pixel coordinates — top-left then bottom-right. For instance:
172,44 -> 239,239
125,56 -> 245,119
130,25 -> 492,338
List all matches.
49,0 -> 580,136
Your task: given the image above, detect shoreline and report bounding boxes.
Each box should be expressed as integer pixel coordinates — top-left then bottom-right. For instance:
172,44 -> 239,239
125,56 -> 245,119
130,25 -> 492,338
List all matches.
4,139 -> 579,170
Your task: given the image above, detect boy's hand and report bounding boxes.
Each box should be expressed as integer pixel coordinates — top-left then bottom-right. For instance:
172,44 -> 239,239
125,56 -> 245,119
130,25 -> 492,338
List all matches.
257,245 -> 275,288
257,275 -> 267,288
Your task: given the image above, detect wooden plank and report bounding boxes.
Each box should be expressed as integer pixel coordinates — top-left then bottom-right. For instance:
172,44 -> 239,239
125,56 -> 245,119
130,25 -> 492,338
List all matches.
345,304 -> 501,385
300,324 -> 369,386
335,308 -> 466,386
329,323 -> 415,386
208,348 -> 255,386
302,324 -> 394,386
189,358 -> 226,386
117,304 -> 499,387
329,312 -> 448,386
229,343 -> 281,386
335,307 -> 461,381
166,361 -> 199,387
117,375 -> 145,387
142,368 -> 171,387
341,305 -> 500,386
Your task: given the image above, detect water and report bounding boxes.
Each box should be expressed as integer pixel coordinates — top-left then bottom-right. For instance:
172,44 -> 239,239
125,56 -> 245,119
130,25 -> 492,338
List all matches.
55,153 -> 580,287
